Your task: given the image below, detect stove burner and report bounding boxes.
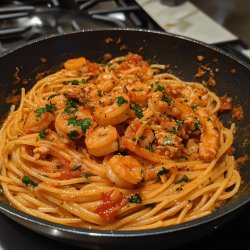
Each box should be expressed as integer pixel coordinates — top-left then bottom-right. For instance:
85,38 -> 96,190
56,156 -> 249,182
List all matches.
0,0 -> 154,51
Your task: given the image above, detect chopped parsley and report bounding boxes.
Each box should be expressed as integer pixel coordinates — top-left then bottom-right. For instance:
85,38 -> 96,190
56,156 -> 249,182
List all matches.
81,99 -> 91,106
156,167 -> 169,182
82,172 -> 90,179
139,135 -> 146,140
68,117 -> 91,133
72,164 -> 81,171
170,127 -> 177,134
67,130 -> 80,140
127,193 -> 142,204
145,143 -> 155,152
132,137 -> 136,142
81,79 -> 87,84
72,79 -> 79,85
116,96 -> 128,106
194,119 -> 201,131
162,94 -> 172,103
35,104 -> 57,117
162,136 -> 173,146
97,90 -> 102,97
64,99 -> 78,114
175,175 -> 189,184
132,103 -> 144,119
38,129 -> 48,139
176,120 -> 184,128
192,104 -> 198,110
56,164 -> 64,169
154,85 -> 165,92
22,175 -> 38,187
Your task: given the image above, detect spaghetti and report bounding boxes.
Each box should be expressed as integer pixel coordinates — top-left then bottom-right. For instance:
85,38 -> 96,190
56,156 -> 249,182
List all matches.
0,53 -> 241,230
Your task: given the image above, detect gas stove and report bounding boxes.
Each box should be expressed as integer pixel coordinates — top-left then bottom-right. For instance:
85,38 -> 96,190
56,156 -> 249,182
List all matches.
0,0 -> 250,64
0,1 -> 249,250
0,0 -> 157,51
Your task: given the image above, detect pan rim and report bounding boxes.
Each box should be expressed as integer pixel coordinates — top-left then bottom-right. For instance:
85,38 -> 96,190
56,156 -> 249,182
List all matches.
0,27 -> 249,70
0,27 -> 249,238
0,194 -> 249,237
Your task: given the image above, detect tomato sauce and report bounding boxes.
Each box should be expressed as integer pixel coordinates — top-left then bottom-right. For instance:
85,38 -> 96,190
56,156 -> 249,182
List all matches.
232,105 -> 244,120
219,96 -> 232,112
53,157 -> 81,180
95,190 -> 128,221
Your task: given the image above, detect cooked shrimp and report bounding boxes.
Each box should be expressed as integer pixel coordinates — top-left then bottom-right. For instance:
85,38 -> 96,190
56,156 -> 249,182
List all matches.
127,81 -> 151,106
64,57 -> 87,71
94,73 -> 116,93
148,92 -> 197,131
22,110 -> 54,134
148,92 -> 181,118
154,130 -> 183,159
85,125 -> 118,157
198,110 -> 221,162
93,93 -> 130,126
106,155 -> 144,188
54,107 -> 94,139
121,121 -> 165,162
49,95 -> 67,109
60,84 -> 94,102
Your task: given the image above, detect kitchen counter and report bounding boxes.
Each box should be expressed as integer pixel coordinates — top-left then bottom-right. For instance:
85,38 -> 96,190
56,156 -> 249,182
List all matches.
190,0 -> 250,46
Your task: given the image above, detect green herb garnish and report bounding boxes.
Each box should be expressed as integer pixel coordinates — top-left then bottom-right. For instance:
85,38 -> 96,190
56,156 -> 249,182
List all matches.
97,90 -> 102,97
192,104 -> 198,110
132,137 -> 136,142
67,130 -> 80,140
64,99 -> 78,114
116,96 -> 128,106
35,104 -> 57,117
156,167 -> 169,182
176,120 -> 184,128
72,79 -> 79,85
22,175 -> 38,187
133,103 -> 144,119
127,193 -> 142,204
162,136 -> 173,146
170,127 -> 177,134
154,85 -> 165,92
81,99 -> 91,106
56,164 -> 64,169
82,172 -> 90,179
38,129 -> 48,139
162,94 -> 172,103
145,143 -> 155,152
139,135 -> 146,140
68,117 -> 91,133
175,175 -> 189,184
72,164 -> 81,171
194,119 -> 201,131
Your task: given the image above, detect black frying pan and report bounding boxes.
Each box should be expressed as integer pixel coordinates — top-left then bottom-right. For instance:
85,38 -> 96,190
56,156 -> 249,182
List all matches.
0,29 -> 249,250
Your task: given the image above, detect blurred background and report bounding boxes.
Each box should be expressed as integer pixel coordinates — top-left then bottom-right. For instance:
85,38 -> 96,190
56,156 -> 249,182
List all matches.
0,0 -> 250,61
191,0 -> 250,46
